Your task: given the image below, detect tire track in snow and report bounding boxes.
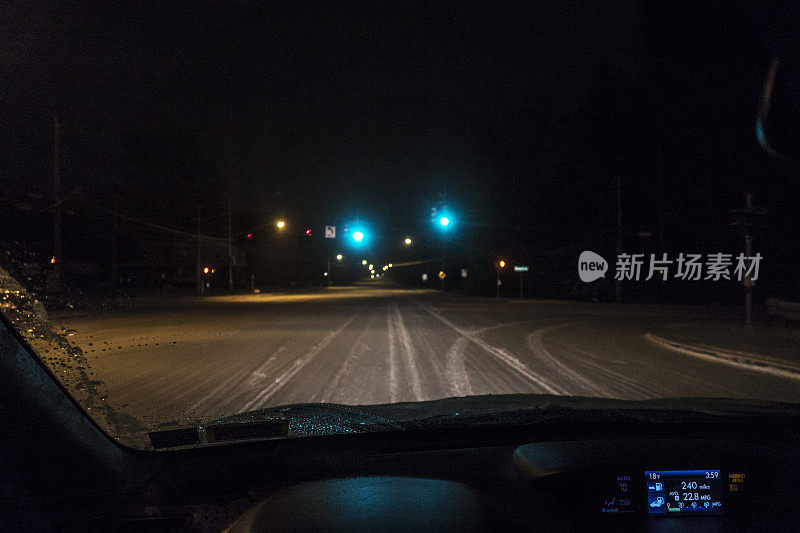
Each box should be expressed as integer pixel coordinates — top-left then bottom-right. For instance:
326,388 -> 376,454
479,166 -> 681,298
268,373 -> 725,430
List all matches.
547,338 -> 658,398
189,340 -> 291,413
387,305 -> 399,402
392,302 -> 424,401
525,323 -> 610,396
316,313 -> 379,403
414,300 -> 565,395
446,336 -> 473,397
238,311 -> 362,412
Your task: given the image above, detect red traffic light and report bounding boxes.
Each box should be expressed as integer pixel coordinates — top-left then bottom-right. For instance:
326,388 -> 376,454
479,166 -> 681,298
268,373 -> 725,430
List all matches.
246,233 -> 253,239
306,229 -> 312,236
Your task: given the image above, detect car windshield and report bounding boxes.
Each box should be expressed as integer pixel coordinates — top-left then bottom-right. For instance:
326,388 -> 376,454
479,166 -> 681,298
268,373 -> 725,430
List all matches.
2,2 -> 800,449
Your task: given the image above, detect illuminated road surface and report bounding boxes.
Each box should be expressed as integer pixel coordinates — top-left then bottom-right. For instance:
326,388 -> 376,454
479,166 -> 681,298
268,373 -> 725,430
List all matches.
54,283 -> 800,426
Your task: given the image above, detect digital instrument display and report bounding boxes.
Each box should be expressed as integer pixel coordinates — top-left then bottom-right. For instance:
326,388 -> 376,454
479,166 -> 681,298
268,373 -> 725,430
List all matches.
644,470 -> 723,514
600,474 -> 634,513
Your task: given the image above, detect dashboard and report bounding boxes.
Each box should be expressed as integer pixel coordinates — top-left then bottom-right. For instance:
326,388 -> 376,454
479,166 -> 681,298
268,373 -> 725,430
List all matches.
510,438 -> 793,531
222,437 -> 798,532
627,469 -> 728,514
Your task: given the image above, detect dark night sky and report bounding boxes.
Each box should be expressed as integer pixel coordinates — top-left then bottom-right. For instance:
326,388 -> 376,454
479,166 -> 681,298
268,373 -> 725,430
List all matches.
2,1 -> 800,295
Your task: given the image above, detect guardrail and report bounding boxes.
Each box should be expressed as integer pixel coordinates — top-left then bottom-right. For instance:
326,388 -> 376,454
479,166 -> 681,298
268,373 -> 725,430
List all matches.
766,298 -> 800,322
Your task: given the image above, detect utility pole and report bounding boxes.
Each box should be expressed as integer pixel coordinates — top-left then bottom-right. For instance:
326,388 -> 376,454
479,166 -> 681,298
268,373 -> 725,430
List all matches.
288,233 -> 298,286
53,115 -> 62,290
437,187 -> 446,292
745,233 -> 753,329
196,205 -> 203,296
731,192 -> 761,329
440,237 -> 446,291
227,206 -> 234,292
744,193 -> 754,329
111,199 -> 118,290
327,254 -> 332,286
656,147 -> 666,255
615,174 -> 622,303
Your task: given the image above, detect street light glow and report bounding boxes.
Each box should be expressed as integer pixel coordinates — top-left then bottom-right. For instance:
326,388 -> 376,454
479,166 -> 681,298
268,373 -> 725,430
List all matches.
336,254 -> 343,260
276,220 -> 286,229
203,267 -> 209,274
368,264 -> 373,270
352,231 -> 364,242
404,237 -> 412,245
362,260 -> 367,265
439,216 -> 450,226
388,263 -> 393,268
499,260 -> 506,268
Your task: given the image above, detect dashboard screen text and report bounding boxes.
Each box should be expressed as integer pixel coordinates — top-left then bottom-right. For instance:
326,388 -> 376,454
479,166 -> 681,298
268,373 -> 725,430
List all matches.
645,470 -> 723,514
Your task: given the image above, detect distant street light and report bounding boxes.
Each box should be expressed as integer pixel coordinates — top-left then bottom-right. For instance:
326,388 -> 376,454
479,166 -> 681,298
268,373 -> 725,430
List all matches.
404,237 -> 412,245
388,263 -> 393,268
368,264 -> 373,270
276,220 -> 286,229
352,231 -> 364,242
439,216 -> 450,227
362,259 -> 368,265
336,254 -> 343,261
203,267 -> 209,274
499,260 -> 506,268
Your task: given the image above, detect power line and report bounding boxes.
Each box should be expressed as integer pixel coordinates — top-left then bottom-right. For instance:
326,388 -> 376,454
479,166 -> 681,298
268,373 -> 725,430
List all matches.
76,198 -> 229,247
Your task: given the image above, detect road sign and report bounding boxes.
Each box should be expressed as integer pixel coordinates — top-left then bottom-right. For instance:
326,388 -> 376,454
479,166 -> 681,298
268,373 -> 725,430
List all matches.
438,270 -> 446,280
514,266 -> 529,272
325,226 -> 336,238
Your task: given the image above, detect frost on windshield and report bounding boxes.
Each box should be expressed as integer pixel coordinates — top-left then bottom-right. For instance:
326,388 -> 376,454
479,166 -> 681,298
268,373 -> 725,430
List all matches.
0,266 -> 148,447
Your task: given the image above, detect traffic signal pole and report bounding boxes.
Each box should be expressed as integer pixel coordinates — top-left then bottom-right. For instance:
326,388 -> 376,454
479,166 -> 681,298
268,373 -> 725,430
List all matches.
196,205 -> 203,296
327,254 -> 332,286
744,193 -> 753,329
52,115 -> 62,290
227,208 -> 234,292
